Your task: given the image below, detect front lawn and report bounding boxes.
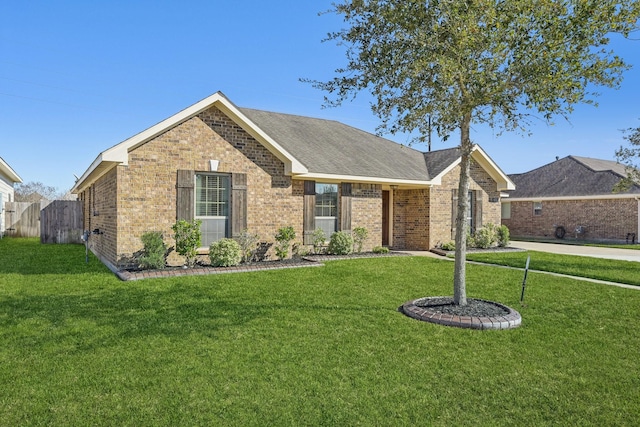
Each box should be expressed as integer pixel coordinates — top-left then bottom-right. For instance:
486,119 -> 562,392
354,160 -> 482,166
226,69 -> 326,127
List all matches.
1,238 -> 639,425
466,250 -> 640,286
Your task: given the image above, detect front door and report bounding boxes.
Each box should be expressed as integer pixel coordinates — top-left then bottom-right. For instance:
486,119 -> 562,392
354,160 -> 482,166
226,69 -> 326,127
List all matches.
382,190 -> 389,246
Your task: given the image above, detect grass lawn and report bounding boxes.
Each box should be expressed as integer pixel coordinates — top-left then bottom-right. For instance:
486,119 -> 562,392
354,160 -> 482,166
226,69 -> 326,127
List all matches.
1,238 -> 639,426
466,250 -> 640,286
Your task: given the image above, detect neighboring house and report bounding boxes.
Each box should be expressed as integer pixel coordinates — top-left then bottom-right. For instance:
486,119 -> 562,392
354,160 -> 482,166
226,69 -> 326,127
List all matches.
502,155 -> 640,242
0,156 -> 23,235
72,92 -> 514,270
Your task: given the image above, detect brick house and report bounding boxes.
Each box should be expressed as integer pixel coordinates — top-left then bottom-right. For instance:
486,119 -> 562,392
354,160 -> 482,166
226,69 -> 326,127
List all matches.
502,155 -> 640,242
0,156 -> 23,235
72,92 -> 514,270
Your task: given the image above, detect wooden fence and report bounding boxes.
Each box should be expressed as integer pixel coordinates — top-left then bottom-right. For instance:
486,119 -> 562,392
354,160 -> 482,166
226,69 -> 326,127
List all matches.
3,201 -> 48,238
3,200 -> 83,243
40,200 -> 83,244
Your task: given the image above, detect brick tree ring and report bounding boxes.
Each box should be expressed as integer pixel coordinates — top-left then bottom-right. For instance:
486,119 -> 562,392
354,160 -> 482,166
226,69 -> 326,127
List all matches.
400,296 -> 522,330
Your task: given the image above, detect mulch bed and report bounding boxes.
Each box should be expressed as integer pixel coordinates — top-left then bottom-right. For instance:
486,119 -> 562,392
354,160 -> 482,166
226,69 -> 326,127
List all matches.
400,296 -> 522,330
117,251 -> 408,281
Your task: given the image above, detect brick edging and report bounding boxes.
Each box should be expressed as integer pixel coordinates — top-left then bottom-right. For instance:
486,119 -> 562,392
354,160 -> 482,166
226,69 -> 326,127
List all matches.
400,297 -> 522,330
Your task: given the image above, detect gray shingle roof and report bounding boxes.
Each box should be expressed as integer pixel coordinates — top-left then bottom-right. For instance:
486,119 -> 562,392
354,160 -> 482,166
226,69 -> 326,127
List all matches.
424,147 -> 461,177
507,155 -> 640,198
239,108 -> 432,181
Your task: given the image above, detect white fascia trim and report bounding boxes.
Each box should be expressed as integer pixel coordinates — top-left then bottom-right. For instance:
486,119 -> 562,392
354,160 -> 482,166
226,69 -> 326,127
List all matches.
505,194 -> 640,202
73,92 -> 308,192
294,172 -> 433,187
425,145 -> 516,190
470,145 -> 516,191
0,157 -> 22,183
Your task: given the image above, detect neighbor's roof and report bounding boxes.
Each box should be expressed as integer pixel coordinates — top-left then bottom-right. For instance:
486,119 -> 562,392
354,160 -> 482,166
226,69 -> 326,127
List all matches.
507,155 -> 640,200
0,156 -> 22,183
72,91 -> 514,192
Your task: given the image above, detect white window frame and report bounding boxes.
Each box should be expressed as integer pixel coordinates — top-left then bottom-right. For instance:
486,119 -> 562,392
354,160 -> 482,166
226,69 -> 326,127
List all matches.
533,201 -> 543,216
315,182 -> 338,239
195,173 -> 230,248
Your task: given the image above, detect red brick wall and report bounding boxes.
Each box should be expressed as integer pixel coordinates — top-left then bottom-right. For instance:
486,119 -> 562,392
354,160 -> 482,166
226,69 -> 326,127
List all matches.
79,168 -> 119,267
392,160 -> 503,250
503,198 -> 639,242
351,184 -> 383,251
84,105 -> 390,267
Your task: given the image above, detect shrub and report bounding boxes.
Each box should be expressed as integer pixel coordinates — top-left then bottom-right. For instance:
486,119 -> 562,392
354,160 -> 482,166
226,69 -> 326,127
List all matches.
139,231 -> 166,270
171,219 -> 202,267
466,232 -> 476,249
440,241 -> 456,251
209,238 -> 242,267
274,226 -> 296,260
352,227 -> 369,253
235,229 -> 260,263
328,231 -> 353,255
311,228 -> 327,254
372,245 -> 390,254
497,224 -> 510,247
474,223 -> 497,249
293,243 -> 311,258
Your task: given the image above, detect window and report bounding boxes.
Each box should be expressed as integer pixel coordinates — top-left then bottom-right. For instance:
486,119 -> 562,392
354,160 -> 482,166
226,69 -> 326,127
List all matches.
501,202 -> 511,220
195,174 -> 230,247
467,191 -> 474,231
315,183 -> 338,238
533,201 -> 542,216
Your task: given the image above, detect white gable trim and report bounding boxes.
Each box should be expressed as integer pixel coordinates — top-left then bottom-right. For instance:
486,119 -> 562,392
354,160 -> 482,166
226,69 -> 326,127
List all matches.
72,92 -> 307,193
295,172 -> 433,188
428,145 -> 515,191
0,157 -> 22,183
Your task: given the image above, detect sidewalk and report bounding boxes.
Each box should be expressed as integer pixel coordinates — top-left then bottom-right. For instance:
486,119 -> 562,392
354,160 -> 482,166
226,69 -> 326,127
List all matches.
401,243 -> 640,291
510,241 -> 640,262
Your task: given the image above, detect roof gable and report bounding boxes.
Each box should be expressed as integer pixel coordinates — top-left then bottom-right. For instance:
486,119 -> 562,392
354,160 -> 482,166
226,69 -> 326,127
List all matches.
508,155 -> 640,199
72,91 -> 514,192
0,156 -> 22,183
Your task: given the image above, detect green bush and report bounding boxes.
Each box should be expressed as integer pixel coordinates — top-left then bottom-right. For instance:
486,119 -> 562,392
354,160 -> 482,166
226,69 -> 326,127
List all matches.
311,228 -> 327,254
139,231 -> 166,270
372,245 -> 390,254
440,241 -> 456,251
497,224 -> 510,247
209,238 -> 242,267
328,231 -> 353,255
235,229 -> 260,263
171,219 -> 202,267
293,243 -> 311,258
352,227 -> 369,253
275,226 -> 296,260
466,232 -> 476,249
473,223 -> 497,249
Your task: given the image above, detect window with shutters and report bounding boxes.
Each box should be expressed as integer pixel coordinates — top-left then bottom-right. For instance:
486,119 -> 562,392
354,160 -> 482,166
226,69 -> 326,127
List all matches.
195,173 -> 230,247
315,182 -> 338,239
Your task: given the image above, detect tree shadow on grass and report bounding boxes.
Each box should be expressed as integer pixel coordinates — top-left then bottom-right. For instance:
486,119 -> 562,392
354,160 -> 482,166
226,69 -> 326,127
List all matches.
0,285 -> 394,353
0,238 -> 110,276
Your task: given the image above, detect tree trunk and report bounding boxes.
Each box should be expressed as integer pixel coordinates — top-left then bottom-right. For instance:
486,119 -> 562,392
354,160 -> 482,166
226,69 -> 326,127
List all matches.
453,112 -> 473,306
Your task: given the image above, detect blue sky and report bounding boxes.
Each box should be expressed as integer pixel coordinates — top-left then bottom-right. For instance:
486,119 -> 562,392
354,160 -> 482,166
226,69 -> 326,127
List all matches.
1,1 -> 639,192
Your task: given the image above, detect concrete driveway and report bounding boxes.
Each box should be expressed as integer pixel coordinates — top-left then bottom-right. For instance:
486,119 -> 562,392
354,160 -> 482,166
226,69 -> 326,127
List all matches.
510,241 -> 640,262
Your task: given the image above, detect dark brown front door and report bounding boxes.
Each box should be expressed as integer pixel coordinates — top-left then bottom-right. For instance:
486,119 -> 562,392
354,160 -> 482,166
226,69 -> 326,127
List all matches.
382,190 -> 389,246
